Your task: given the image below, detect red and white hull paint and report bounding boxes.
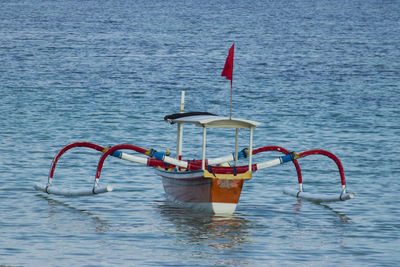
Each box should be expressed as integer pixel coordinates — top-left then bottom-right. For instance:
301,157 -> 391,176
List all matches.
155,169 -> 245,214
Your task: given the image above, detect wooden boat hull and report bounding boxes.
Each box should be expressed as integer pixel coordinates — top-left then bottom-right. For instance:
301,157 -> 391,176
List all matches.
155,169 -> 245,214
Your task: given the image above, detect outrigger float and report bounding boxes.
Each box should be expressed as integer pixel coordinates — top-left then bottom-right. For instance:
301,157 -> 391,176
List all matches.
34,45 -> 354,214
34,91 -> 354,214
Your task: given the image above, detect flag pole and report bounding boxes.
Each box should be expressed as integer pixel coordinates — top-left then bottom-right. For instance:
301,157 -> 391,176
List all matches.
230,80 -> 232,120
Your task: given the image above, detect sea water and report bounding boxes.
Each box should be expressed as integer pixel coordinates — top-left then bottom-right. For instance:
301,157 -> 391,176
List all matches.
0,0 -> 399,266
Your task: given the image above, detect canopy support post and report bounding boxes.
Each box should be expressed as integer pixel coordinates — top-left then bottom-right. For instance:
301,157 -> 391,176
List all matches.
177,124 -> 183,160
202,126 -> 207,170
249,127 -> 254,171
235,128 -> 239,166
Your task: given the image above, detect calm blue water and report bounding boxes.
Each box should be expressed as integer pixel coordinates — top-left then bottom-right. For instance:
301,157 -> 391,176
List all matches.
1,0 -> 399,266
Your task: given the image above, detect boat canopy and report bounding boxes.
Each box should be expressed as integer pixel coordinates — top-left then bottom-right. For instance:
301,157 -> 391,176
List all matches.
165,107 -> 260,172
164,112 -> 261,129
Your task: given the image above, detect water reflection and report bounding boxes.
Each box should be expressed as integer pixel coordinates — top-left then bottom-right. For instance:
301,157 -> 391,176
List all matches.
36,194 -> 111,233
292,198 -> 352,222
157,200 -> 250,251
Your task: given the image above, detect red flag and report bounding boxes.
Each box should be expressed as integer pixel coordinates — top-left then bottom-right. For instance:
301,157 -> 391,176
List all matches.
221,44 -> 234,81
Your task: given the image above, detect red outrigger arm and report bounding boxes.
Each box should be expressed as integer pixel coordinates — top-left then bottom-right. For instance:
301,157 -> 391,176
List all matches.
298,150 -> 345,186
48,142 -> 105,184
253,146 -> 303,184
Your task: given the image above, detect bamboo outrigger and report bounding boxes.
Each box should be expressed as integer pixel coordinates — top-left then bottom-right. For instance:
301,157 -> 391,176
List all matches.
34,91 -> 354,214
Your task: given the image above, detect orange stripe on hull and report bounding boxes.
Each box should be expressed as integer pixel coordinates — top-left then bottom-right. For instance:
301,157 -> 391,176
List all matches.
210,179 -> 244,204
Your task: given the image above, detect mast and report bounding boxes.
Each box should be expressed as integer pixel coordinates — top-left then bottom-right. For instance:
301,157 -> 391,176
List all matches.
176,91 -> 185,160
230,80 -> 233,120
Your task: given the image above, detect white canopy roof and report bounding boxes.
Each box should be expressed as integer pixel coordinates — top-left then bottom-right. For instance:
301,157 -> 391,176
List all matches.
170,115 -> 261,129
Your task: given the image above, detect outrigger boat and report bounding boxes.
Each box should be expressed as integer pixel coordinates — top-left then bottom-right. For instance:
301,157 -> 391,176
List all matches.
34,45 -> 355,214
34,91 -> 354,214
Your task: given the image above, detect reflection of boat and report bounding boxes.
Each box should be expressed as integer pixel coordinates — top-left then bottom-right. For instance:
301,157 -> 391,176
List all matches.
34,46 -> 354,214
157,200 -> 249,250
